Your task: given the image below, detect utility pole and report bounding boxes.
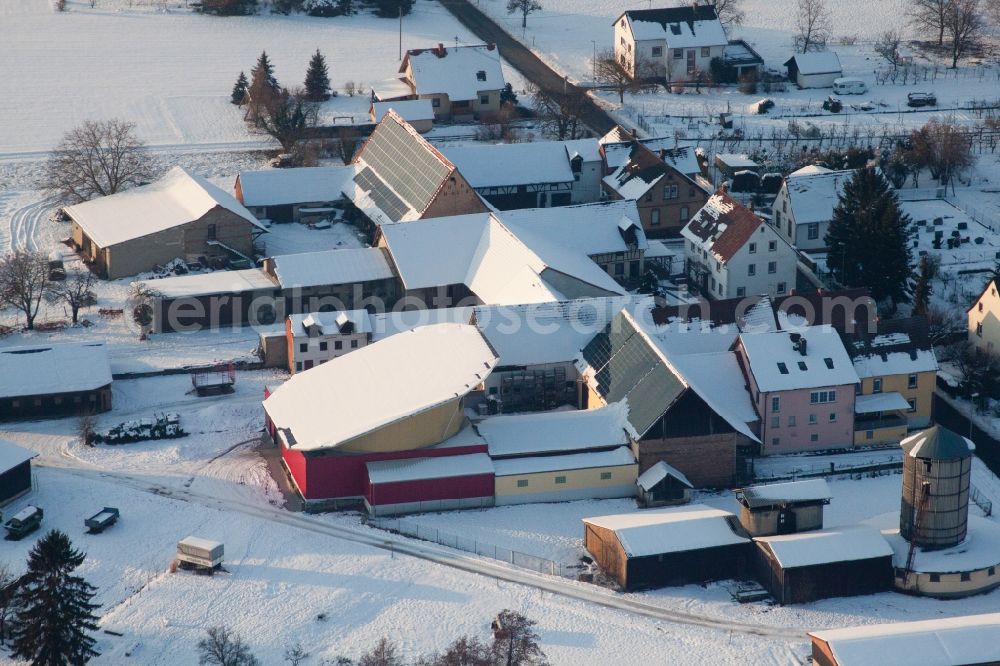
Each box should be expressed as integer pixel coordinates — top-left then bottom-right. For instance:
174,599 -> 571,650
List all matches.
591,40 -> 597,88
399,6 -> 403,61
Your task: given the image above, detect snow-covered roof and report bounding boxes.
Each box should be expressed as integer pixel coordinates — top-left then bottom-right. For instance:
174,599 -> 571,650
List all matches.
852,345 -> 938,378
179,536 -> 223,552
288,309 -> 372,336
603,142 -> 705,201
855,392 -> 911,414
0,439 -> 37,473
401,44 -> 505,100
269,247 -> 395,288
492,446 -> 635,477
809,613 -> 1000,666
442,142 -> 575,188
755,526 -> 892,568
681,190 -> 764,264
786,51 -> 842,76
500,201 -> 648,258
715,154 -> 758,169
789,164 -> 832,177
562,138 -> 602,164
478,402 -> 632,458
263,323 -> 498,451
583,504 -> 746,558
0,342 -> 112,399
902,425 -> 974,460
783,168 -> 854,226
235,167 -> 354,208
142,268 -> 277,299
663,351 -> 760,439
370,99 -> 435,124
637,460 -> 692,491
738,325 -> 858,392
65,166 -> 265,248
620,6 -> 728,48
603,140 -> 701,175
868,512 -> 1000,574
738,478 -> 831,509
370,307 -> 475,342
366,452 -> 494,485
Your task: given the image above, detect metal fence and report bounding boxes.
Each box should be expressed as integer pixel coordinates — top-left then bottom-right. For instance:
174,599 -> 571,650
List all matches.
368,516 -> 569,578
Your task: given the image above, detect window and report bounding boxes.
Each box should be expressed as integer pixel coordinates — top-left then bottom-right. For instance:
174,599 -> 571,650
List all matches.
807,223 -> 819,240
769,240 -> 777,252
54,396 -> 62,405
480,94 -> 490,105
749,242 -> 757,254
334,340 -> 342,350
674,48 -> 684,59
829,412 -> 837,423
810,391 -> 836,404
299,343 -> 308,353
748,263 -> 756,276
517,479 -> 529,488
207,224 -> 217,241
736,287 -> 746,297
555,476 -> 567,484
351,340 -> 358,349
908,399 -> 917,412
768,261 -> 777,274
990,567 -> 996,576
652,46 -> 663,57
777,282 -> 787,294
664,184 -> 678,200
600,471 -> 613,480
679,206 -> 689,222
615,262 -> 625,276
866,430 -> 873,440
824,357 -> 834,369
715,261 -> 721,272
476,70 -> 487,81
809,414 -> 817,424
930,573 -> 941,583
771,416 -> 780,428
710,277 -> 716,290
788,415 -> 796,426
771,437 -> 780,447
319,341 -> 328,351
980,302 -> 984,312
777,362 -> 788,374
295,362 -> 302,371
908,373 -> 918,389
810,433 -> 819,442
873,378 -> 883,393
701,46 -> 710,57
651,208 -> 661,226
798,361 -> 807,371
645,190 -> 653,202
961,572 -> 972,582
771,396 -> 780,412
432,98 -> 441,108
718,283 -> 724,296
977,322 -> 984,337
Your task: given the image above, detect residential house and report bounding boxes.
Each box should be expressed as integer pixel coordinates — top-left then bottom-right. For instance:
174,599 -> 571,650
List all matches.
603,141 -> 710,238
285,309 -> 373,373
234,166 -> 355,224
397,43 -> 506,121
66,166 -> 267,279
681,190 -> 797,300
612,6 -> 728,82
563,138 -> 605,203
369,99 -> 435,133
0,343 -> 112,420
602,139 -> 705,182
773,166 -> 854,250
969,277 -> 1000,354
736,325 -> 859,454
500,201 -> 648,282
784,52 -> 843,89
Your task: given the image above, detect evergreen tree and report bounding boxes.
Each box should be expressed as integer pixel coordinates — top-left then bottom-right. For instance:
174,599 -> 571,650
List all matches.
825,167 -> 913,309
304,50 -> 331,102
373,0 -> 413,17
912,255 -> 932,316
11,530 -> 100,665
499,82 -> 519,106
251,51 -> 280,95
230,71 -> 249,105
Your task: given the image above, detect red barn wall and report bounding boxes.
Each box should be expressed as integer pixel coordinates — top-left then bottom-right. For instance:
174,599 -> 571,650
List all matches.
366,473 -> 495,506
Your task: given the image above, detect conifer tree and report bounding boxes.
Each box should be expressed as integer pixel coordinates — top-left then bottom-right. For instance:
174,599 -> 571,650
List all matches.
251,51 -> 280,95
825,167 -> 913,308
11,530 -> 100,665
230,71 -> 249,105
912,255 -> 932,315
304,50 -> 331,102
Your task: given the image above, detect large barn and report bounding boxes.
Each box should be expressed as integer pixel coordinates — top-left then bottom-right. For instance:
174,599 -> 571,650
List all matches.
0,342 -> 112,420
263,323 -> 499,511
0,439 -> 37,505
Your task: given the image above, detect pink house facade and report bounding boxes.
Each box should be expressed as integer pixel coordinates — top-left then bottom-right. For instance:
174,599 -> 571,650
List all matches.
736,326 -> 859,454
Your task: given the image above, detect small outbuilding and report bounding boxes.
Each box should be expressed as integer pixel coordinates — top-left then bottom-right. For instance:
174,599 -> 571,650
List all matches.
583,504 -> 749,590
636,461 -> 692,507
0,439 -> 37,505
784,52 -> 843,89
0,343 -> 113,420
753,526 -> 894,604
736,478 -> 832,536
369,99 -> 435,133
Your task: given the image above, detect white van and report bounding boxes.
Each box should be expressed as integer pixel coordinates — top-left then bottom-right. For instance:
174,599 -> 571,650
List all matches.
833,78 -> 867,95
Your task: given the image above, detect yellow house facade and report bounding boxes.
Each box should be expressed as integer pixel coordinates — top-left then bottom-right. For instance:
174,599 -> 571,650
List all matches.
493,447 -> 638,505
969,278 -> 1000,354
852,342 -> 937,446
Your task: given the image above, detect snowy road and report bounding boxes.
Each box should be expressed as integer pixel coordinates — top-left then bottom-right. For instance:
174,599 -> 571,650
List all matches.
40,462 -> 804,642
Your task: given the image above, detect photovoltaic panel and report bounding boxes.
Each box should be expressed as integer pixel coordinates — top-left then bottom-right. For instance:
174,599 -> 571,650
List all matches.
354,167 -> 410,222
359,118 -> 452,213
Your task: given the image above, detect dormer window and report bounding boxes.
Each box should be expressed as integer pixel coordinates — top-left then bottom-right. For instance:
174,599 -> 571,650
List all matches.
798,361 -> 807,371
476,70 -> 487,81
777,362 -> 789,374
824,357 -> 834,369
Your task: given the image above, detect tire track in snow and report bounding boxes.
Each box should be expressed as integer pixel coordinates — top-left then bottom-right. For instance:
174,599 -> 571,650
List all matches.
8,195 -> 57,251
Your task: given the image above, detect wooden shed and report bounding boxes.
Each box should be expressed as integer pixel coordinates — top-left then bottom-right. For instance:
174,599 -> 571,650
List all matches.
0,439 -> 37,505
583,504 -> 750,591
753,526 -> 894,604
735,478 -> 831,537
636,461 -> 692,507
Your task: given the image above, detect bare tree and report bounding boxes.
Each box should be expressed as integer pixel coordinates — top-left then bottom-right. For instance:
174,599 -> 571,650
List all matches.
128,281 -> 160,336
42,119 -> 154,205
910,0 -> 950,46
259,94 -> 319,153
283,643 -> 308,666
48,270 -> 97,324
927,305 -> 968,345
874,30 -> 904,70
530,84 -> 588,140
909,118 -> 974,192
198,626 -> 260,666
706,0 -> 745,26
358,638 -> 403,666
944,0 -> 983,68
490,610 -> 548,666
794,0 -> 832,52
594,50 -> 642,103
335,126 -> 361,164
506,0 -> 541,29
0,251 -> 51,330
0,562 -> 18,647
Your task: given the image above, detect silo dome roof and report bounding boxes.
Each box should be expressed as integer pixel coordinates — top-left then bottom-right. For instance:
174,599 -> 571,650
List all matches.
902,425 -> 975,460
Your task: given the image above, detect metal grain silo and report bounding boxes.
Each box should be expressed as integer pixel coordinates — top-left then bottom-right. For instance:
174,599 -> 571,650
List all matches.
899,425 -> 974,549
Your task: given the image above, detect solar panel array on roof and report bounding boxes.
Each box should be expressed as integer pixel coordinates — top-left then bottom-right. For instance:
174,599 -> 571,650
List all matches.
354,167 -> 410,222
358,117 -> 452,215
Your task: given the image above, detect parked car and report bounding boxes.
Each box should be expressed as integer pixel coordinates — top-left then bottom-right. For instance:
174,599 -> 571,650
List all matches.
833,77 -> 867,95
4,506 -> 43,540
907,92 -> 937,107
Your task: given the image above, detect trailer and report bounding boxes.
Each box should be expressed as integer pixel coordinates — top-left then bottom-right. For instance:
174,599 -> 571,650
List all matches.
4,505 -> 42,540
191,363 -> 236,397
85,507 -> 120,534
176,536 -> 224,572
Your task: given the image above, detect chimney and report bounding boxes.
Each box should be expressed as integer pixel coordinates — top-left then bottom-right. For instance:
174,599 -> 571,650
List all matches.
799,338 -> 808,356
436,43 -> 446,57
659,148 -> 667,159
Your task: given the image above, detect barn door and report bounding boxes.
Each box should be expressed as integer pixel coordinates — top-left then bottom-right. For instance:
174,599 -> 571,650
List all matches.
777,508 -> 796,534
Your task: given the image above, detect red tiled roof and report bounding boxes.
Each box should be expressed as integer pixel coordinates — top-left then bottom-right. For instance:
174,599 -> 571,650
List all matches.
684,190 -> 761,263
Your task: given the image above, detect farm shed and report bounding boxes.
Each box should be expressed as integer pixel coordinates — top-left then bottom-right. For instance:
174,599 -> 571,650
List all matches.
143,268 -> 281,333
753,526 -> 893,604
735,478 -> 831,536
808,612 -> 1000,666
65,166 -> 267,279
364,452 -> 495,516
784,52 -> 842,89
582,504 -> 749,590
493,446 -> 638,506
234,166 -> 355,224
0,439 -> 37,505
370,100 -> 435,133
636,461 -> 692,507
0,342 -> 112,420
714,154 -> 760,180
